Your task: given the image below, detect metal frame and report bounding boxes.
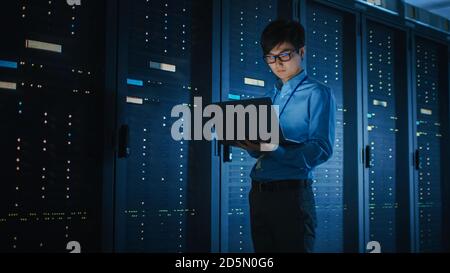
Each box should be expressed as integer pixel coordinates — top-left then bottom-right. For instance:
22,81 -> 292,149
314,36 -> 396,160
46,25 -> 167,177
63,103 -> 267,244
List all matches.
358,15 -> 369,254
218,0 -> 231,253
407,27 -> 419,253
446,45 -> 450,252
354,11 -> 366,255
112,0 -> 131,252
102,0 -> 119,253
210,0 -> 223,254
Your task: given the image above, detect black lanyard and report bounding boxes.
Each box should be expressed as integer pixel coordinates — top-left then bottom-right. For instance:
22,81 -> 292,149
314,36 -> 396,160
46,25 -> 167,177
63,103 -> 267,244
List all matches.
272,75 -> 308,118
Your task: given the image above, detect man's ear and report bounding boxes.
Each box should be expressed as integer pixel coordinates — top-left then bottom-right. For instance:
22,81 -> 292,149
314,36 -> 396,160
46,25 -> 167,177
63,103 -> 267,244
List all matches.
300,46 -> 306,61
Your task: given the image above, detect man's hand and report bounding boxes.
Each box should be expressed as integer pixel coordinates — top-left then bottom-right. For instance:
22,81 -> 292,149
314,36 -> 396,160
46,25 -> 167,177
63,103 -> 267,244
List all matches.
235,140 -> 260,152
235,140 -> 278,152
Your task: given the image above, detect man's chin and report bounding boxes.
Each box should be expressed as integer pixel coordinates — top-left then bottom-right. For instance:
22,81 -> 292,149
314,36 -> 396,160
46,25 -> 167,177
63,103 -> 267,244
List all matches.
276,73 -> 286,79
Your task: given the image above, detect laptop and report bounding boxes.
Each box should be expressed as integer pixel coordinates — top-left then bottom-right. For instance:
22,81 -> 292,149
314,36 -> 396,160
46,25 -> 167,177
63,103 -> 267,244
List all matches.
213,97 -> 299,147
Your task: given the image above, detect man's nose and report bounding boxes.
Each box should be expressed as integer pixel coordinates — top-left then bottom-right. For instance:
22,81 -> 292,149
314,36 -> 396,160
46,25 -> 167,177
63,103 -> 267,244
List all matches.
275,57 -> 284,66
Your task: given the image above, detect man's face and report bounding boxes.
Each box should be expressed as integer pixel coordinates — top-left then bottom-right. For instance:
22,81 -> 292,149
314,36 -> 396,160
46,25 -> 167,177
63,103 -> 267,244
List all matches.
265,42 -> 304,83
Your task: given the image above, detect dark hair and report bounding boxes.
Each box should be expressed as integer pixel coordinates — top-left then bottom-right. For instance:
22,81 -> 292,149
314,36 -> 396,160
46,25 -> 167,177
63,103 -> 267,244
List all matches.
260,19 -> 305,55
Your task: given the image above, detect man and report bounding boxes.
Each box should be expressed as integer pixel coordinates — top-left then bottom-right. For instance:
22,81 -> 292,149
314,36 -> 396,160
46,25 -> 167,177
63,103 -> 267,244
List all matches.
237,19 -> 336,252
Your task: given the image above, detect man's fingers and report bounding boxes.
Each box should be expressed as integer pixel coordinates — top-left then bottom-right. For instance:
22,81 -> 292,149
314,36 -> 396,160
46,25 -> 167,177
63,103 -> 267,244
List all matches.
235,141 -> 247,149
244,140 -> 259,150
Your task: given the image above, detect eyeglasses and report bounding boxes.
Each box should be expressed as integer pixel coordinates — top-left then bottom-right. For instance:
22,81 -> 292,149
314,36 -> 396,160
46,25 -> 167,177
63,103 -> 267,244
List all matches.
263,49 -> 298,64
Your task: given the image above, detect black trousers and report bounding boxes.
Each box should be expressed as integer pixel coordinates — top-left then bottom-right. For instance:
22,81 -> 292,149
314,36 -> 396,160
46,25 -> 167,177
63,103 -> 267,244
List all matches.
249,180 -> 317,253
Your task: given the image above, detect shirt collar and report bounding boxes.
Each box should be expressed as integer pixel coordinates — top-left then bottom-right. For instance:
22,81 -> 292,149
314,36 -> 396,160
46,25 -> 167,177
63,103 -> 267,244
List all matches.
275,69 -> 307,93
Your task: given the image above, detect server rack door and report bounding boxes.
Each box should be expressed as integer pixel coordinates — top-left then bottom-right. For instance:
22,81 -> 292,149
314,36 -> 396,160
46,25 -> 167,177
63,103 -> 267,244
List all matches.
0,0 -> 106,252
303,1 -> 359,253
218,0 -> 278,253
413,36 -> 449,252
114,0 -> 212,252
362,19 -> 411,253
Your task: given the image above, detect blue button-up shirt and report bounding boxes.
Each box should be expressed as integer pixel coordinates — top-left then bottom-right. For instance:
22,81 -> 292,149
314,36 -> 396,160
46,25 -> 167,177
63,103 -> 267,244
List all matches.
249,69 -> 336,182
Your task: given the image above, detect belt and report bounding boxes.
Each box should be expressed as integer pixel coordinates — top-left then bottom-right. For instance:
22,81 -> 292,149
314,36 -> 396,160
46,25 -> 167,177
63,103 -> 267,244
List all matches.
251,179 -> 312,192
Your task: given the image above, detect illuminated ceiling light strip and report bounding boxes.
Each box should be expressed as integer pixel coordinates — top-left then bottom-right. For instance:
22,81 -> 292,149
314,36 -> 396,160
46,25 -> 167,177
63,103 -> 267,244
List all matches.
25,39 -> 62,53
